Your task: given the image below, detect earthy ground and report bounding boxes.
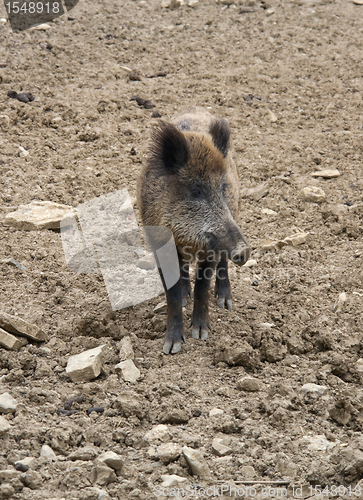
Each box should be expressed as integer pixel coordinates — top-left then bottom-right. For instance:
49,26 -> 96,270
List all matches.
0,0 -> 363,497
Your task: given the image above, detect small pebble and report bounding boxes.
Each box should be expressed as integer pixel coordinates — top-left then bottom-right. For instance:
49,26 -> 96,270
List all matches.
300,186 -> 326,203
311,169 -> 340,179
151,110 -> 162,118
251,279 -> 259,286
15,463 -> 28,472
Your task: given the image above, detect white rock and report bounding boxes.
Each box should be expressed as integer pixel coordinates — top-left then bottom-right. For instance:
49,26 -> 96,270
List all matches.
260,322 -> 275,329
161,0 -> 182,8
243,259 -> 257,268
30,23 -> 51,30
212,438 -> 232,457
261,208 -> 277,215
0,415 -> 11,435
356,359 -> 363,373
0,393 -> 17,413
283,232 -> 310,247
300,383 -> 327,397
333,292 -> 347,313
118,336 -> 134,361
0,328 -> 22,350
66,345 -> 105,382
18,146 -> 29,158
311,169 -> 340,179
161,475 -> 187,487
154,302 -> 167,314
209,408 -> 224,417
182,446 -> 211,477
300,186 -> 326,203
115,359 -> 140,382
187,0 -> 199,5
268,109 -> 277,123
40,444 -> 57,461
17,456 -> 36,469
5,201 -> 73,231
157,443 -> 182,464
144,424 -> 170,443
97,451 -> 123,471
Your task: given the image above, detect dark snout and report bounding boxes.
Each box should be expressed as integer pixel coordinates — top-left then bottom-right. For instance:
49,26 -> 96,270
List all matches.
205,223 -> 250,266
228,223 -> 250,266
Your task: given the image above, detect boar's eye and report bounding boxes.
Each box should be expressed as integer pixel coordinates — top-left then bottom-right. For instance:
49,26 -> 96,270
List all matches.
190,186 -> 203,200
221,183 -> 229,196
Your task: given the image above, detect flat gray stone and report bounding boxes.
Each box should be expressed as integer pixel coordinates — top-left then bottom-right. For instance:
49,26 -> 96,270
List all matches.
0,328 -> 22,350
300,383 -> 327,397
5,201 -> 73,230
115,359 -> 140,382
182,446 -> 211,477
212,438 -> 233,457
0,310 -> 46,341
97,451 -> 123,471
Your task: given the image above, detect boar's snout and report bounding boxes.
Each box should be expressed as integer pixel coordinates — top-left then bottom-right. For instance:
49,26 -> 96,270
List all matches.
205,222 -> 250,266
231,242 -> 251,266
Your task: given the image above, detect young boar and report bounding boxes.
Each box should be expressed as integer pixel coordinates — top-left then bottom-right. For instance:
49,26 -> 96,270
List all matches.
137,108 -> 250,354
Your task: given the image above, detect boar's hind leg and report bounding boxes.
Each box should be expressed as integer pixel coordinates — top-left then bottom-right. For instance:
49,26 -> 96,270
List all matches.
159,253 -> 186,355
191,260 -> 216,340
215,256 -> 232,311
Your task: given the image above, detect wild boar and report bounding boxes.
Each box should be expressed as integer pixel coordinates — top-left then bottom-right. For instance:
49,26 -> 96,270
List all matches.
137,108 -> 250,354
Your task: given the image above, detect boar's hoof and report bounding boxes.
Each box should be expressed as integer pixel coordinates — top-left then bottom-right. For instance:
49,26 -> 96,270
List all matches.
216,297 -> 233,311
191,319 -> 211,341
163,331 -> 186,355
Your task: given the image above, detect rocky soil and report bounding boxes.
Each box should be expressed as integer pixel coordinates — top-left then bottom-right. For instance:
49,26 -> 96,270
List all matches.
0,0 -> 363,498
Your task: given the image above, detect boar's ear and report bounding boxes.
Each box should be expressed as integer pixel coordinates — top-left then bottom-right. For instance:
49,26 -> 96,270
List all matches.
209,119 -> 231,158
151,122 -> 189,174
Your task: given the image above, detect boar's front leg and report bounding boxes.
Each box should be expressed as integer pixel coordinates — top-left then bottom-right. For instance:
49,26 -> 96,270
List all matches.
161,253 -> 186,355
191,260 -> 216,340
215,256 -> 232,311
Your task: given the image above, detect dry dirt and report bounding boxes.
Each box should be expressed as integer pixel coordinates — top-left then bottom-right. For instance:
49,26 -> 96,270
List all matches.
1,0 -> 363,498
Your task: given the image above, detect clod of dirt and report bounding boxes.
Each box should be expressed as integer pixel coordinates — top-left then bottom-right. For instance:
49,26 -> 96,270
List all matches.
152,110 -> 162,118
214,341 -> 259,369
128,70 -> 142,81
86,407 -> 105,415
146,70 -> 167,78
